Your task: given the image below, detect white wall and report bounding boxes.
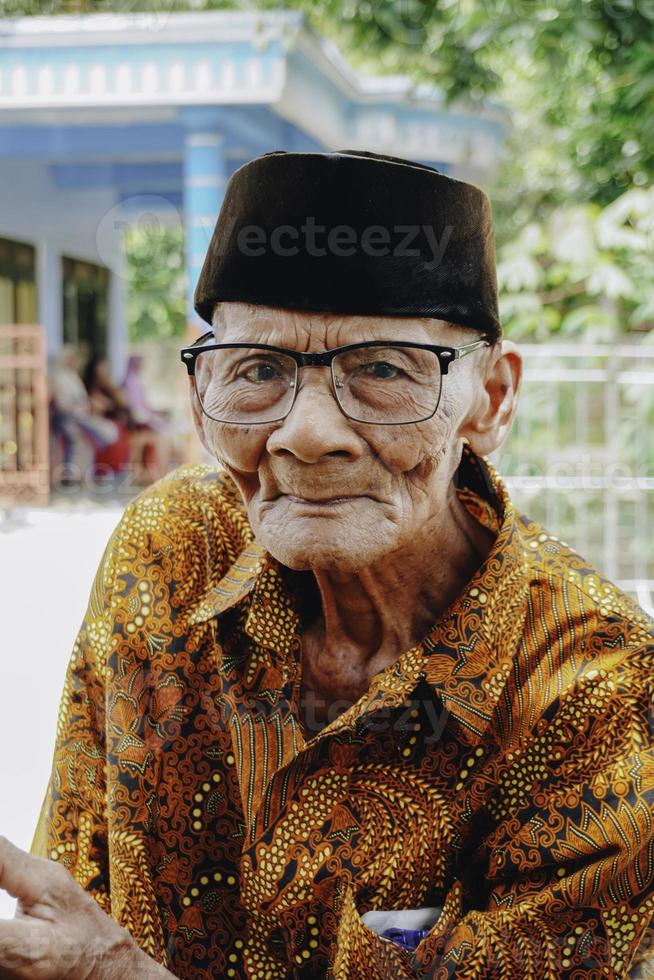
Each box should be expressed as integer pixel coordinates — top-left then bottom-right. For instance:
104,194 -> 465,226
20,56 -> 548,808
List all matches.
0,158 -> 126,374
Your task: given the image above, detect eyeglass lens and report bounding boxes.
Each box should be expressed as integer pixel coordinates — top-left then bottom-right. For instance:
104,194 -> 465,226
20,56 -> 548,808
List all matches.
193,345 -> 444,424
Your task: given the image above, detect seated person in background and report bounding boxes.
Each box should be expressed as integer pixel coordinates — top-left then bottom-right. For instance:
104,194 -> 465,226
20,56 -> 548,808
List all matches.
49,344 -> 119,485
121,353 -> 175,481
82,354 -> 134,479
82,354 -> 133,427
2,151 -> 653,980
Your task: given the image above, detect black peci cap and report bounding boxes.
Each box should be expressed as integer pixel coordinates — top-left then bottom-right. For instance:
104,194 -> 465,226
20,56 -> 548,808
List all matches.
194,149 -> 502,341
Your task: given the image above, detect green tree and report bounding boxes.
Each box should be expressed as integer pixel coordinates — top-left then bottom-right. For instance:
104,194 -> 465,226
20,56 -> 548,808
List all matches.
124,222 -> 186,341
497,187 -> 654,340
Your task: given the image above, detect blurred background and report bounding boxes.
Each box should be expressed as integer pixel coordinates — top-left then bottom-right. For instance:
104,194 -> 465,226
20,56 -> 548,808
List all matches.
0,0 -> 653,915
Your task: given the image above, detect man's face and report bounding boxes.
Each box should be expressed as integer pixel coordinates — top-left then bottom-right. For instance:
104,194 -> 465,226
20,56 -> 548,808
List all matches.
191,302 -> 489,572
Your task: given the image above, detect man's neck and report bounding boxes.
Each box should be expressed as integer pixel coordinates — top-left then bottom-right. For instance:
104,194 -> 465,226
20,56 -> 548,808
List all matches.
298,483 -> 497,696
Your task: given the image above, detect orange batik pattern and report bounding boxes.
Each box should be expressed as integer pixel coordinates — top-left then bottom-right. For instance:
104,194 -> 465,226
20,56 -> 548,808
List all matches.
32,445 -> 654,979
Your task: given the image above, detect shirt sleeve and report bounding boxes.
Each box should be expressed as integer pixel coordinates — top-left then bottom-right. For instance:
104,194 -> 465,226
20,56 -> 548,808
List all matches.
334,647 -> 654,979
30,519 -> 125,917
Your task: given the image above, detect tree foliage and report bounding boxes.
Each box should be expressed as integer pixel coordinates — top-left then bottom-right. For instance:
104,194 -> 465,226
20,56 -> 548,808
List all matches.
498,187 -> 654,340
123,222 -> 186,341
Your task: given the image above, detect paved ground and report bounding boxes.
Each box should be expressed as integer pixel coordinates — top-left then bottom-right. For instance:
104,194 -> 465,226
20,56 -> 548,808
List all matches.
0,490 -> 132,918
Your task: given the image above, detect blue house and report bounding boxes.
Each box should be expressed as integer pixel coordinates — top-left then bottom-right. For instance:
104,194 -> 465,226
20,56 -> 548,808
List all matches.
0,10 -> 508,373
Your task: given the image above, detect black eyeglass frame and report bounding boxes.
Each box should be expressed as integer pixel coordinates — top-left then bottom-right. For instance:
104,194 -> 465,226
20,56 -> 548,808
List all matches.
180,330 -> 492,426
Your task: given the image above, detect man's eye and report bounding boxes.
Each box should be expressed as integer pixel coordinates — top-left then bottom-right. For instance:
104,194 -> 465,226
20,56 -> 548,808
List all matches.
364,361 -> 400,379
241,360 -> 282,382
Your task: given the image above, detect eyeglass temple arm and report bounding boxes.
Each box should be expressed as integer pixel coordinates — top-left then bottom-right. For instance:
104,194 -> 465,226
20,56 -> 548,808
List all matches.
452,337 -> 492,359
191,330 -> 214,346
181,331 -> 215,373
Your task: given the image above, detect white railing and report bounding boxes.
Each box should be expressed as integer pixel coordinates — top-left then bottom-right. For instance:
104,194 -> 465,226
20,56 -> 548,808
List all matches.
493,342 -> 654,616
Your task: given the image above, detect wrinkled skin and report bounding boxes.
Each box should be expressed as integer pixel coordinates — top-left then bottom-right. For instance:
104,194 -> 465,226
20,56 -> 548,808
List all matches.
191,303 -> 523,729
0,837 -> 173,979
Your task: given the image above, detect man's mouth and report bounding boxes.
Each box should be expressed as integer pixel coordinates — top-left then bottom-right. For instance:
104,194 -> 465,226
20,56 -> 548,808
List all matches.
285,494 -> 361,505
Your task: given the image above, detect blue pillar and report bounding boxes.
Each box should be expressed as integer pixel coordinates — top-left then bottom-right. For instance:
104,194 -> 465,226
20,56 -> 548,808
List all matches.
183,130 -> 227,332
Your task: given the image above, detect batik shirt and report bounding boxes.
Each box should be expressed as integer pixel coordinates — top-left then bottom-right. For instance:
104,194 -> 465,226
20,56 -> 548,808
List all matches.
32,445 -> 654,979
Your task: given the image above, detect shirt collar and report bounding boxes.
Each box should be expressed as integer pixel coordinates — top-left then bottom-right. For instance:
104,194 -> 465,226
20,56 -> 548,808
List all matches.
415,448 -> 531,745
188,444 -> 530,747
187,540 -> 302,663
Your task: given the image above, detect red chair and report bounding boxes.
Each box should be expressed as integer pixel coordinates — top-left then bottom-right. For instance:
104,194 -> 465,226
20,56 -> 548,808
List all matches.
93,419 -> 131,475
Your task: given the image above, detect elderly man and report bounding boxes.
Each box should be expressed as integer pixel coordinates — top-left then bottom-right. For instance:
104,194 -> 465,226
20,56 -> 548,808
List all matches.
1,150 -> 653,979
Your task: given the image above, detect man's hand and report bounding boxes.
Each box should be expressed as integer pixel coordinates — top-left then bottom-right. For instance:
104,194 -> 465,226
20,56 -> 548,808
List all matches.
0,837 -> 173,980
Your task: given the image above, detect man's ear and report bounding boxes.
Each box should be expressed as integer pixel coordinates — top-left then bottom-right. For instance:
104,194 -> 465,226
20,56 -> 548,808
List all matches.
459,340 -> 523,456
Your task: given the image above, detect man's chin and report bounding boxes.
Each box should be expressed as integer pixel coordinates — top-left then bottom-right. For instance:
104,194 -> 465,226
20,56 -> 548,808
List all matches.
269,550 -> 372,574
253,527 -> 387,574
249,497 -> 399,571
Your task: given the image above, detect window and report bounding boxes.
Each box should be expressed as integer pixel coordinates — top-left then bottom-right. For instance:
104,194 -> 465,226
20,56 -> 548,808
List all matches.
62,256 -> 109,361
0,236 -> 37,325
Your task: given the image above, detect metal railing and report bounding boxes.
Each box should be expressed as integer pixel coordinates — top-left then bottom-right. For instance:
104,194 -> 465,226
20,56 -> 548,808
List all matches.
494,342 -> 654,616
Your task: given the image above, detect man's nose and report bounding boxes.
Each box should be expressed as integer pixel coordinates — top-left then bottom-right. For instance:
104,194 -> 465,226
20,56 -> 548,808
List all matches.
266,369 -> 364,464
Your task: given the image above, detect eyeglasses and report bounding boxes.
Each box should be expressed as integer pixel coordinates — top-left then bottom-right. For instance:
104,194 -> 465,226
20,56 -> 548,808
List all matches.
180,330 -> 491,426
